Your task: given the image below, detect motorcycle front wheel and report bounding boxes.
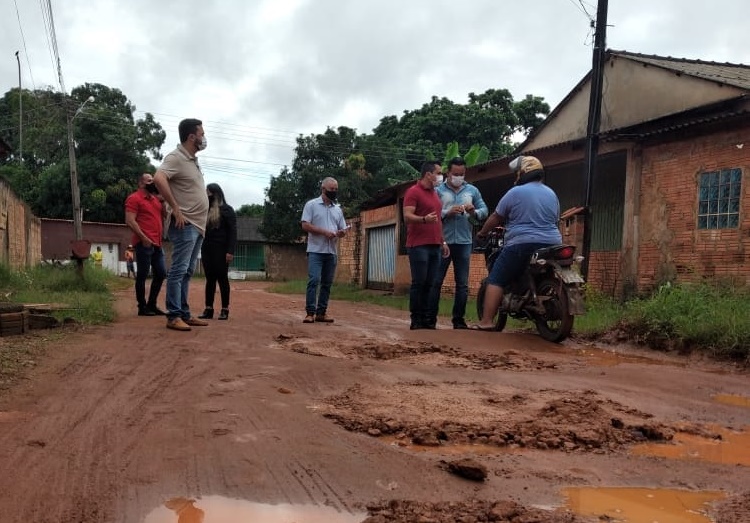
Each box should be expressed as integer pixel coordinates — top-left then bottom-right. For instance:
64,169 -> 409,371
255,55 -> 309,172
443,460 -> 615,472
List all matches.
476,278 -> 507,332
534,278 -> 574,343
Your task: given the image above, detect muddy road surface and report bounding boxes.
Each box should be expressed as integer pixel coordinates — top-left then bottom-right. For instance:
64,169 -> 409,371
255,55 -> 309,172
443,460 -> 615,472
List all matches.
0,282 -> 748,523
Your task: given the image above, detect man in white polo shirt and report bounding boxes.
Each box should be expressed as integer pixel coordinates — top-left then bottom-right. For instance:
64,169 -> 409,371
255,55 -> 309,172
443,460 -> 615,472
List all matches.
153,118 -> 210,331
300,177 -> 348,324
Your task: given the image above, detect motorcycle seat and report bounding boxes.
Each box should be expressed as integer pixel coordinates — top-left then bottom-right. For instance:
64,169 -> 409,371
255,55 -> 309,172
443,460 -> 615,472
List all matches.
531,244 -> 576,261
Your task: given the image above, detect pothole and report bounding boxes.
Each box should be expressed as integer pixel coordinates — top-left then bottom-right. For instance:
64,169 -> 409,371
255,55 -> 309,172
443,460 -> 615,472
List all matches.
714,394 -> 750,408
322,384 -> 674,453
274,334 -> 557,371
143,496 -> 364,522
562,486 -> 725,523
631,424 -> 750,466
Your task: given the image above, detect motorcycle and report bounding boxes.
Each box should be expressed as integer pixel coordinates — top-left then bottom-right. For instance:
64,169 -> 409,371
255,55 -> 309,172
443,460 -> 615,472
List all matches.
474,227 -> 586,342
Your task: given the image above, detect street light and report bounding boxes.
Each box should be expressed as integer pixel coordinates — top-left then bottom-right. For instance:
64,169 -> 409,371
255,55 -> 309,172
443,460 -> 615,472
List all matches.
67,95 -> 94,241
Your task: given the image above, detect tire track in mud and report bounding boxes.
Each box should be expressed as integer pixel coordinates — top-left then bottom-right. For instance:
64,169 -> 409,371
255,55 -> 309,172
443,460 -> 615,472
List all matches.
0,325 -> 216,523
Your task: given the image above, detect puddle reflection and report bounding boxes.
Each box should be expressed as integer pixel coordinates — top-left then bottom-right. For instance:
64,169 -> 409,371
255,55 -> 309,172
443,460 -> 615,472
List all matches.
143,496 -> 365,523
631,426 -> 750,466
714,393 -> 750,408
563,487 -> 725,523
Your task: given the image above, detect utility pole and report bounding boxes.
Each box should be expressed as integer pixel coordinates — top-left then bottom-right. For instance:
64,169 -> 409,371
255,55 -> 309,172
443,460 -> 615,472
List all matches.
67,96 -> 95,242
67,112 -> 82,241
15,51 -> 22,163
580,0 -> 609,278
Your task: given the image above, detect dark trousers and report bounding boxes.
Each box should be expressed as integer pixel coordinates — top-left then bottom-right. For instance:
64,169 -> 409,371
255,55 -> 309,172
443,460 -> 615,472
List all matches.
134,244 -> 166,311
202,249 -> 230,309
433,243 -> 472,324
407,244 -> 442,326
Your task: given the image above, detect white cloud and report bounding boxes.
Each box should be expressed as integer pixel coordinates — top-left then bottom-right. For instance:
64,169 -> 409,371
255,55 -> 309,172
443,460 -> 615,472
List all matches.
2,0 -> 750,208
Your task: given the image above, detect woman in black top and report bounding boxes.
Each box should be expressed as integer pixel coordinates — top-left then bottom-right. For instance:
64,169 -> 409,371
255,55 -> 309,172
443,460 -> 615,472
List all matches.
198,183 -> 237,320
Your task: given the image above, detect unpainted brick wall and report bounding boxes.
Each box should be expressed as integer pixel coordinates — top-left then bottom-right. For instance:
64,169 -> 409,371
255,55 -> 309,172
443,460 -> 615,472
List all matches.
0,180 -> 41,268
637,128 -> 750,290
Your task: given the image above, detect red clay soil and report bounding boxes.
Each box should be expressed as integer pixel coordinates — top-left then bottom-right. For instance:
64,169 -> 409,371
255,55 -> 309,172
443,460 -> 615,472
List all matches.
0,281 -> 748,523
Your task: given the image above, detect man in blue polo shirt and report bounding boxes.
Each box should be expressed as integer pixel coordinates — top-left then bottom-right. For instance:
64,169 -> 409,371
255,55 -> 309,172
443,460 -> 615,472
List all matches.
300,177 -> 348,324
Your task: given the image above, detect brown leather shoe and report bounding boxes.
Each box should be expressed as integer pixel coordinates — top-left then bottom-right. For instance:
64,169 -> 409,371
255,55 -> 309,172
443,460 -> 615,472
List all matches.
166,318 -> 191,331
315,314 -> 334,323
303,314 -> 315,323
185,317 -> 209,327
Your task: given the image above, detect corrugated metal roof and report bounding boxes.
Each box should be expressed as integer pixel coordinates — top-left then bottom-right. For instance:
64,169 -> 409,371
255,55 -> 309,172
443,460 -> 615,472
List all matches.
611,50 -> 750,90
236,216 -> 267,242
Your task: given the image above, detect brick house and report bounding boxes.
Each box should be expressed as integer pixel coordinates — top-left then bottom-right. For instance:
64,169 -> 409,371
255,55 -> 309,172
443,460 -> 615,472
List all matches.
41,219 -> 132,273
343,50 -> 750,297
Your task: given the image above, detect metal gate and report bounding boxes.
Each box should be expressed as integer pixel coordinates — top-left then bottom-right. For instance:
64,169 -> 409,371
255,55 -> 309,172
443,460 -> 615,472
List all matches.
366,225 -> 395,290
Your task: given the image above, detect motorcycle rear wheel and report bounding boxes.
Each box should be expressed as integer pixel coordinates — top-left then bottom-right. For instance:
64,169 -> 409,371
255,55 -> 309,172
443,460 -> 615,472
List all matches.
534,278 -> 574,343
476,279 -> 507,332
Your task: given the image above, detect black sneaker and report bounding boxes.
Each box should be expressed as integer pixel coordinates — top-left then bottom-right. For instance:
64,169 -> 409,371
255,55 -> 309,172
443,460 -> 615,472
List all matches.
138,308 -> 156,317
453,319 -> 469,330
410,322 -> 424,330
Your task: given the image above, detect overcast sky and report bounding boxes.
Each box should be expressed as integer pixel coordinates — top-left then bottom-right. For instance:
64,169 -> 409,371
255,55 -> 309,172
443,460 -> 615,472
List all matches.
2,0 -> 750,208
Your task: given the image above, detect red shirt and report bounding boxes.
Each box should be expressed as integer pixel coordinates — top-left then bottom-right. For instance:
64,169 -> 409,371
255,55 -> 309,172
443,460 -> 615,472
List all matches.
403,181 -> 443,247
125,190 -> 163,247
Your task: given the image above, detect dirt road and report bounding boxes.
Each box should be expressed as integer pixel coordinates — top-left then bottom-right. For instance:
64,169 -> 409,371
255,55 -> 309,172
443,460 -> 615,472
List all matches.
0,281 -> 748,523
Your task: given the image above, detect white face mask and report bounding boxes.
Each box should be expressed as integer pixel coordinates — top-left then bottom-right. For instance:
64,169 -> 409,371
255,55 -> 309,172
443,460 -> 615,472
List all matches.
433,174 -> 444,187
196,135 -> 207,151
450,176 -> 464,188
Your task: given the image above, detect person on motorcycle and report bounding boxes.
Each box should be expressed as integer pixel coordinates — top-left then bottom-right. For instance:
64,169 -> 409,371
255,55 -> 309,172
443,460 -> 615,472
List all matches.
471,156 -> 562,331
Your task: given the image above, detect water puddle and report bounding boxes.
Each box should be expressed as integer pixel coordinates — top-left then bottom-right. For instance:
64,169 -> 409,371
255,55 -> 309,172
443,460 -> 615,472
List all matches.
563,487 -> 725,523
714,393 -> 750,408
142,496 -> 365,523
570,347 -> 680,367
631,425 -> 750,466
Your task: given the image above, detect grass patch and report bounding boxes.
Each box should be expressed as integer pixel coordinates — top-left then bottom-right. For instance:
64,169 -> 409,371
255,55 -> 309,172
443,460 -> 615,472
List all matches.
0,263 -> 123,392
622,282 -> 750,362
0,264 -> 123,325
270,279 -> 750,362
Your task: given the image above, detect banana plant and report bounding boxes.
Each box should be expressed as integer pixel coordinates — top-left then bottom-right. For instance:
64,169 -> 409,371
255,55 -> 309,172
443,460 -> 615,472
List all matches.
399,142 -> 490,178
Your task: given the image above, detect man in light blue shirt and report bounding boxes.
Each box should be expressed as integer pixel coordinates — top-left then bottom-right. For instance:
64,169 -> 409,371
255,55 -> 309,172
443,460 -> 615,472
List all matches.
300,177 -> 348,324
433,157 -> 488,329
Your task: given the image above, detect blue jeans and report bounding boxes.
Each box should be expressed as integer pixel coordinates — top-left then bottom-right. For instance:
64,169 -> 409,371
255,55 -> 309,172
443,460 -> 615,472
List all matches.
166,222 -> 203,320
488,242 -> 552,288
306,252 -> 337,315
134,243 -> 166,311
407,245 -> 442,326
434,243 -> 471,323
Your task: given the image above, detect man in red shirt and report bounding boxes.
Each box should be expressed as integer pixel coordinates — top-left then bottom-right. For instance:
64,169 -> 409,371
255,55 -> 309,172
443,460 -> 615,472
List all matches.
402,161 -> 449,330
125,173 -> 167,316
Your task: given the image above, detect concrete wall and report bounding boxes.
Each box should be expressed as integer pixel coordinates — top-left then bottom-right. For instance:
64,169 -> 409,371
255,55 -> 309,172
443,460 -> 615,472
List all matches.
0,179 -> 41,268
265,243 -> 308,281
525,56 -> 745,151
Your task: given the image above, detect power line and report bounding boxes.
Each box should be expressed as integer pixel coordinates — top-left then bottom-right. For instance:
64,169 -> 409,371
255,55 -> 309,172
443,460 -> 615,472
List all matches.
12,0 -> 36,90
38,0 -> 58,89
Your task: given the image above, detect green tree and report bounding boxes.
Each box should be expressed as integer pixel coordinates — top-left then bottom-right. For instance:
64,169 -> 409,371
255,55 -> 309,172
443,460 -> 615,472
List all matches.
260,88 -> 550,242
236,203 -> 264,217
0,83 -> 166,223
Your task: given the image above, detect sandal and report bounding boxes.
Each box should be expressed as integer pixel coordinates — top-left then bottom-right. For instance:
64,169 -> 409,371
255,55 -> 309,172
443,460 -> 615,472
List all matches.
470,324 -> 496,331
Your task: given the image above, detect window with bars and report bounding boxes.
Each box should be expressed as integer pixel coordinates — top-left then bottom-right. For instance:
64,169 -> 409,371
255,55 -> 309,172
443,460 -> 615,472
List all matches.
697,168 -> 741,229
